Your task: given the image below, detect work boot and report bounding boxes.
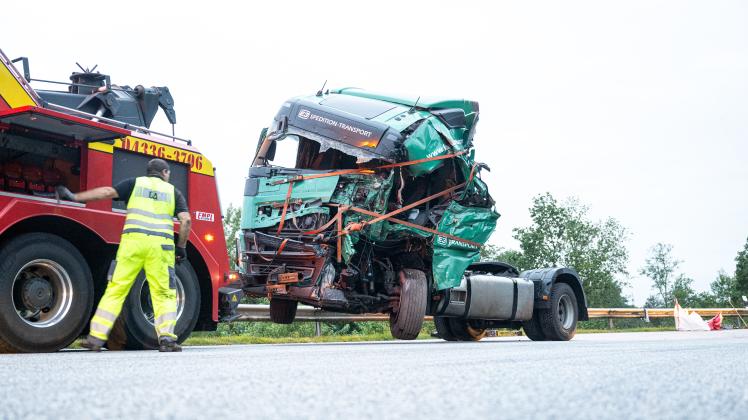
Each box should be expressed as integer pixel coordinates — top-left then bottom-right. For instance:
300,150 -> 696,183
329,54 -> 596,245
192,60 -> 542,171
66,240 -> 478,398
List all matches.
158,337 -> 182,352
80,335 -> 105,352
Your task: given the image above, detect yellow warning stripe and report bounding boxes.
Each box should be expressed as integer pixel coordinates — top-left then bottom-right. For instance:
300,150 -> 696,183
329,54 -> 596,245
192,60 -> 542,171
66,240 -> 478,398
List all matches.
0,60 -> 36,108
89,136 -> 214,176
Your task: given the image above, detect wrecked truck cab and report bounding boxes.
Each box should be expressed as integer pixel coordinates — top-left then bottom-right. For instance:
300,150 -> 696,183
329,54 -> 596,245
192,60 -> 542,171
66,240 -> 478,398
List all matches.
236,88 -> 587,341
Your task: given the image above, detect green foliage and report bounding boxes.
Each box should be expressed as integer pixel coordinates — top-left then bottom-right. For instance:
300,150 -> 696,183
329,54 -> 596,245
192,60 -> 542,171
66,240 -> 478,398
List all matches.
735,236 -> 748,299
709,271 -> 738,306
640,243 -> 680,306
510,193 -> 630,307
208,320 -> 435,339
223,204 -> 242,270
479,244 -> 524,268
640,243 -> 705,307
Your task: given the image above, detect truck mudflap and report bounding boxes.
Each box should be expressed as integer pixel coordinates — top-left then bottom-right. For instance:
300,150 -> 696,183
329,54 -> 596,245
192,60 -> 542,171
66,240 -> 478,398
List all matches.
218,287 -> 242,322
520,267 -> 589,321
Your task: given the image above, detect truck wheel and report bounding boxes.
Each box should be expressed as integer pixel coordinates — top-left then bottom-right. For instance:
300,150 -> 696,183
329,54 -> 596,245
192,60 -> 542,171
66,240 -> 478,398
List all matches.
538,282 -> 578,341
522,316 -> 546,341
434,316 -> 458,341
0,233 -> 93,353
448,318 -> 486,341
269,298 -> 298,324
108,261 -> 200,350
389,269 -> 427,340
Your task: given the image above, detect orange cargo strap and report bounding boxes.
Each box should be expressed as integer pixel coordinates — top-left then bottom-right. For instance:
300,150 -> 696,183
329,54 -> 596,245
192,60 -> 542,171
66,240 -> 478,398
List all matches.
254,236 -> 290,262
347,206 -> 483,248
341,164 -> 482,248
270,149 -> 469,186
270,151 -> 482,257
275,182 -> 294,235
274,149 -> 471,236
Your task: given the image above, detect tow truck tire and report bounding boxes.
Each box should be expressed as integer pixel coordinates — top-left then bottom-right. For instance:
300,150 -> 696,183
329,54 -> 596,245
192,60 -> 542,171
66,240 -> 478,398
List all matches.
538,282 -> 578,341
269,298 -> 298,324
522,316 -> 546,341
448,318 -> 487,341
108,261 -> 200,350
434,316 -> 458,341
389,269 -> 427,340
0,233 -> 93,353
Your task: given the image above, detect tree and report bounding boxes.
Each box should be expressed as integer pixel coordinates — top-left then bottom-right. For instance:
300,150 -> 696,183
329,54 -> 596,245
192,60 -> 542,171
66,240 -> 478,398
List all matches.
735,236 -> 748,299
223,204 -> 242,270
706,271 -> 735,306
640,243 -> 680,306
671,274 -> 696,306
511,193 -> 630,307
480,244 -> 524,269
640,243 -> 702,307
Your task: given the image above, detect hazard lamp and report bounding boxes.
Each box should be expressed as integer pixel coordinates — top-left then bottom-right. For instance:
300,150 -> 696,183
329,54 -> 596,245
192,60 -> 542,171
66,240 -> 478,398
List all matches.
204,233 -> 215,242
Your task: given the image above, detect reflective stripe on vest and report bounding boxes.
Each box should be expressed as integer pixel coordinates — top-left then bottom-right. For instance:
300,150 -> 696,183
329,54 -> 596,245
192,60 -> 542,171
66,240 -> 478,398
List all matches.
123,176 -> 175,239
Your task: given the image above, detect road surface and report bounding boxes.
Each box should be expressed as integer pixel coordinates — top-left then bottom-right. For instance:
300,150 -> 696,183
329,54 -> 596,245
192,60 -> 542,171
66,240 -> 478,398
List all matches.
1,330 -> 746,419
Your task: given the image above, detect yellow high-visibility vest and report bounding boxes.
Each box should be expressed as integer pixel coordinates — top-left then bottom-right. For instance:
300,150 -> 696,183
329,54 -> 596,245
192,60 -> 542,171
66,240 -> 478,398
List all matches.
122,176 -> 176,241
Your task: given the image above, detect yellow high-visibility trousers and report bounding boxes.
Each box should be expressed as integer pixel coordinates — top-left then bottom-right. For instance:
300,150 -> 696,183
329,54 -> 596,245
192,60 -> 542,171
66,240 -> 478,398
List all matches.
88,234 -> 177,343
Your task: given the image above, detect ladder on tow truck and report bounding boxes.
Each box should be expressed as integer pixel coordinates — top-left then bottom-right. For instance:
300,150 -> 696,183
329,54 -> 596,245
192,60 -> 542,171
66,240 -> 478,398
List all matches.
0,48 -> 42,110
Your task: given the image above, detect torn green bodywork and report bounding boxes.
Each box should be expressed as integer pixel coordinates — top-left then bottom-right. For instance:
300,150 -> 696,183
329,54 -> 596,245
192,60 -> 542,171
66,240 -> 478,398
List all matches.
433,201 -> 498,289
403,117 -> 458,177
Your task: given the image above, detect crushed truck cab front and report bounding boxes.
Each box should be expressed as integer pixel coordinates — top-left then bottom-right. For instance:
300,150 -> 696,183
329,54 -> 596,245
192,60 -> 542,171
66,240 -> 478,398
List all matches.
237,88 -> 587,341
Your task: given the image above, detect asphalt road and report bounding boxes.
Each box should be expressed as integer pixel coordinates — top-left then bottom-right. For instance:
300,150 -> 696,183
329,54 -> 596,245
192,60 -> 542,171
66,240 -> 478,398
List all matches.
1,330 -> 746,419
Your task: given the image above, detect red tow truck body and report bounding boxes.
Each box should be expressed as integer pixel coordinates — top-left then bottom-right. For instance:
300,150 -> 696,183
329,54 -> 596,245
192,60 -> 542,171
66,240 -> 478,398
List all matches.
0,48 -> 230,352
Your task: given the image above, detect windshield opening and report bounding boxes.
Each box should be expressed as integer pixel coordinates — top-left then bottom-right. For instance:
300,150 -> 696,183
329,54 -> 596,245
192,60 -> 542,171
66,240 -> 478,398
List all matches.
264,135 -> 358,170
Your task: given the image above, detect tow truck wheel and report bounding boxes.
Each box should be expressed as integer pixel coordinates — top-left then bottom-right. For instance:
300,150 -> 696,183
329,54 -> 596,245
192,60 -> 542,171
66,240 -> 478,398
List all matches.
434,316 -> 458,341
0,233 -> 93,353
269,298 -> 298,324
448,318 -> 487,341
389,269 -> 427,340
107,261 -> 200,350
538,282 -> 578,341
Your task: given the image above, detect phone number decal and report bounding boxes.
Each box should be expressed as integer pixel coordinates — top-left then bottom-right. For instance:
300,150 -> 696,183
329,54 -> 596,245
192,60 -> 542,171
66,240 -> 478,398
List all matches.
90,136 -> 214,176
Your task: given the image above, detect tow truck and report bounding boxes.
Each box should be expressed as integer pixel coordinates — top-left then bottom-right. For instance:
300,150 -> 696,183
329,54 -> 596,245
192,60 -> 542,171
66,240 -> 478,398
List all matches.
236,89 -> 589,341
0,48 -> 231,352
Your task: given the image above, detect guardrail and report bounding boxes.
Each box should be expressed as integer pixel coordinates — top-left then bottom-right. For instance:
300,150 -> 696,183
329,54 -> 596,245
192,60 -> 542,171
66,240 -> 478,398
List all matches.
236,304 -> 748,323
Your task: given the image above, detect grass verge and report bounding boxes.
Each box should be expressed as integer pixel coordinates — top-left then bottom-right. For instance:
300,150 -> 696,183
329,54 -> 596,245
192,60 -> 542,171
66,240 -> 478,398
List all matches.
66,326 -> 678,348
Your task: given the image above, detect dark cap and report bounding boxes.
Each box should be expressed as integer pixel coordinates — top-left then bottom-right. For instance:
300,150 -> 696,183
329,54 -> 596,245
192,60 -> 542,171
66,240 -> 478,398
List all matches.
147,158 -> 170,176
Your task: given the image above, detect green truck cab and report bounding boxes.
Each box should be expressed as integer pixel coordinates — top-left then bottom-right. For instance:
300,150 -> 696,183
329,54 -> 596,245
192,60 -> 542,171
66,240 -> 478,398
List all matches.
235,88 -> 588,341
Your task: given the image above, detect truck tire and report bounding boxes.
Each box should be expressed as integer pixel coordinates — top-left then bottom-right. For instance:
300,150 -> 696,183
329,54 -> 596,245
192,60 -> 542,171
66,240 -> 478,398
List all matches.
108,261 -> 200,350
448,318 -> 487,341
538,282 -> 578,341
0,233 -> 93,353
389,269 -> 427,340
434,316 -> 458,341
269,298 -> 298,324
522,316 -> 546,341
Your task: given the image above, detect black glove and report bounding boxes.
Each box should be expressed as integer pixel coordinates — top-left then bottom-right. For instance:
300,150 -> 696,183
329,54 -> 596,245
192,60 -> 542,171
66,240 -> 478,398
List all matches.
176,246 -> 187,263
55,185 -> 78,202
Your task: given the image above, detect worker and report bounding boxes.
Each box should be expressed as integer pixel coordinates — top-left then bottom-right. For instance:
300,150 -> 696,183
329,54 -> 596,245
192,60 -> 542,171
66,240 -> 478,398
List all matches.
56,158 -> 191,352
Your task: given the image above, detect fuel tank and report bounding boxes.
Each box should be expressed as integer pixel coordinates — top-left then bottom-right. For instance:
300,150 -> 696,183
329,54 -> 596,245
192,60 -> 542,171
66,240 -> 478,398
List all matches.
435,274 -> 534,321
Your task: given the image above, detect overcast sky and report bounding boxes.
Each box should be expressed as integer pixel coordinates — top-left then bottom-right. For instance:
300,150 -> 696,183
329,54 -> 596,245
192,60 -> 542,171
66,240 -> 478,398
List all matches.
4,1 -> 747,305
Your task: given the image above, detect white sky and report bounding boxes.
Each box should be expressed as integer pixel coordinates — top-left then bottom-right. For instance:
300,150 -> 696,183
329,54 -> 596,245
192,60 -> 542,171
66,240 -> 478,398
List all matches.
4,0 -> 747,305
